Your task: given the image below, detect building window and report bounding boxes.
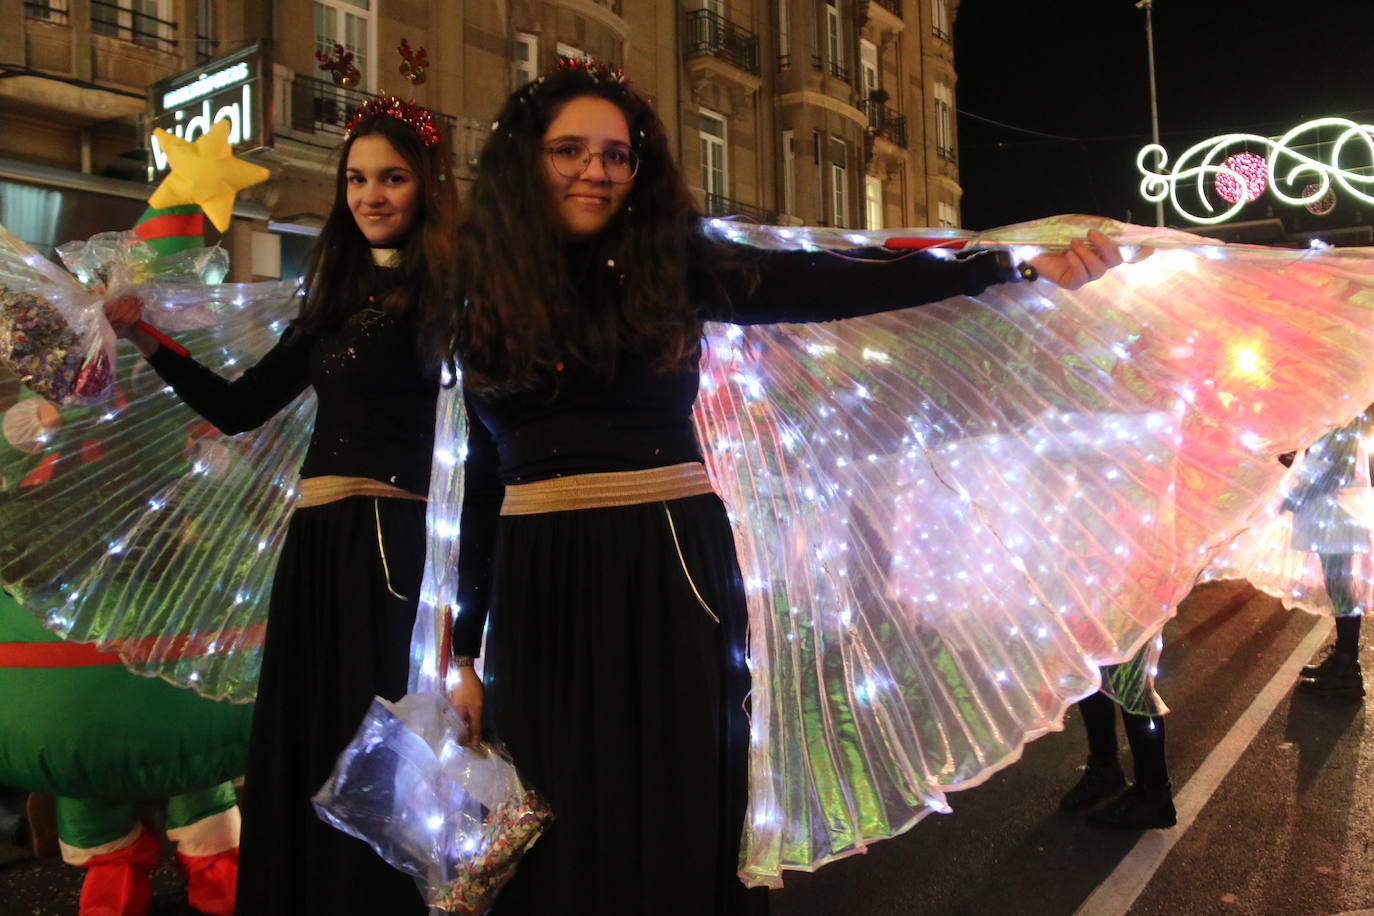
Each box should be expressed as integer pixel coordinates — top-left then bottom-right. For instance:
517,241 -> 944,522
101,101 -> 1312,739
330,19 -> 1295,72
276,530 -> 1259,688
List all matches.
934,81 -> 955,161
937,200 -> 957,228
513,32 -> 538,88
865,176 -> 883,230
315,0 -> 372,90
931,0 -> 952,42
195,0 -> 216,62
859,39 -> 878,99
813,130 -> 825,223
25,0 -> 70,24
829,136 -> 847,228
556,41 -> 588,62
781,129 -> 796,217
777,0 -> 791,69
825,0 -> 845,80
700,109 -> 728,201
92,0 -> 174,51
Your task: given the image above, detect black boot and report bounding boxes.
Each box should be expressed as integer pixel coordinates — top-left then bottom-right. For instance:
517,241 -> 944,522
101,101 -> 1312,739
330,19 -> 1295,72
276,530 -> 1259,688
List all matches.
1059,759 -> 1126,812
1085,782 -> 1176,829
1301,644 -> 1343,680
1298,651 -> 1365,700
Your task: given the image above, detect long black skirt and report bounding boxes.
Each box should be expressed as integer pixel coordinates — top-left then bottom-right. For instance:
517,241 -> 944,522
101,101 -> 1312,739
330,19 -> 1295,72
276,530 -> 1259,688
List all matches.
483,492 -> 766,914
235,495 -> 429,916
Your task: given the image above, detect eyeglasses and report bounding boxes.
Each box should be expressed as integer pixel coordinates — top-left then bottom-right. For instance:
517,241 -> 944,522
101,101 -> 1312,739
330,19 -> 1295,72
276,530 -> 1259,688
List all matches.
543,140 -> 640,184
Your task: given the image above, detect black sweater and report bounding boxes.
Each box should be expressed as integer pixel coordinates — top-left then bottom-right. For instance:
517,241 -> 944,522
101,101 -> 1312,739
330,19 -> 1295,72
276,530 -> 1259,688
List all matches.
453,245 -> 1017,655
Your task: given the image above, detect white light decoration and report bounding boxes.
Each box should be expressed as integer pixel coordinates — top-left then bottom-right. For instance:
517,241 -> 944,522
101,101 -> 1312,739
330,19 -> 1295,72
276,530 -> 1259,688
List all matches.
1137,116 -> 1374,224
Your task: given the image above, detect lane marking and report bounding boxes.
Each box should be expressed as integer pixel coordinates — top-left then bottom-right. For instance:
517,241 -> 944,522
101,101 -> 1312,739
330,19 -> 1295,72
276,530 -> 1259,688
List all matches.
1073,614 -> 1334,916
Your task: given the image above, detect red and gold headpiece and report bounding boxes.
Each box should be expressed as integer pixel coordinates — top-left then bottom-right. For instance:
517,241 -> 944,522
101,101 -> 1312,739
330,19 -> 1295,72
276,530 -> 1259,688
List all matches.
317,38 -> 442,148
345,95 -> 442,148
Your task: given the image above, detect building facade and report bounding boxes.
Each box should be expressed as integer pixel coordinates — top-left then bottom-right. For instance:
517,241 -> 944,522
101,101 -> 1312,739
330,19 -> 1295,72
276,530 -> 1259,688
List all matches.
0,0 -> 964,278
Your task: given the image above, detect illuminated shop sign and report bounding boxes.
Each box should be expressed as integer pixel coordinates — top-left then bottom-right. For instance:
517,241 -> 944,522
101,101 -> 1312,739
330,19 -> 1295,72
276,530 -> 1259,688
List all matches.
1137,117 -> 1374,225
148,45 -> 268,172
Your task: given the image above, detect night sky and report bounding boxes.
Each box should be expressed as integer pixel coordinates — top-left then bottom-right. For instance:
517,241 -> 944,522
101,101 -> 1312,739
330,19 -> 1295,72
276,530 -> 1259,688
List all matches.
953,2 -> 1374,231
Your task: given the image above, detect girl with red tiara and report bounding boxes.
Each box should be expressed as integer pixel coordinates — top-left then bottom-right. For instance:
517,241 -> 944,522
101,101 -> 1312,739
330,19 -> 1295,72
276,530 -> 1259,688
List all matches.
105,95 -> 457,914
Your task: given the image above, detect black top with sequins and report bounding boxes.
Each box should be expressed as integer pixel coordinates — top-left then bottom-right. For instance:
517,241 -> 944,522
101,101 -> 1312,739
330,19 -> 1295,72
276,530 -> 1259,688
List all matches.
451,245 -> 1020,655
146,271 -> 440,496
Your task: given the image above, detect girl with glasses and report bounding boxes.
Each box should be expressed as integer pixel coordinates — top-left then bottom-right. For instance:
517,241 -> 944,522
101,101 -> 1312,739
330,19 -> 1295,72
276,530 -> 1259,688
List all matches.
439,60 -> 1126,914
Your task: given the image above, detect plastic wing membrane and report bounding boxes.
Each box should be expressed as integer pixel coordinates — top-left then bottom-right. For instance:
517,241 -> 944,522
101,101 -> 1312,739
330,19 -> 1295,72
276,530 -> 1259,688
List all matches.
695,217 -> 1374,885
1203,409 -> 1374,616
0,255 -> 307,702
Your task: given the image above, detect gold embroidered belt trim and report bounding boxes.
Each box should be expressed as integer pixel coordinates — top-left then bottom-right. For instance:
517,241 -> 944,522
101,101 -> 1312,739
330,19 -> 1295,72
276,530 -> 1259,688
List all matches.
296,475 -> 428,509
500,462 -> 715,516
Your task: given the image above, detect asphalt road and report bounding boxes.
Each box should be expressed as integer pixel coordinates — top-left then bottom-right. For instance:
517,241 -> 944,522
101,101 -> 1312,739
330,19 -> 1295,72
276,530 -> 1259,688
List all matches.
4,580 -> 1374,915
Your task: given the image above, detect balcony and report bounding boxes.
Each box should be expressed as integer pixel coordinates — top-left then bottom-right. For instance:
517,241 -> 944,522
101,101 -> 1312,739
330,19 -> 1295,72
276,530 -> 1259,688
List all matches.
91,0 -> 176,53
862,98 -> 907,148
859,0 -> 905,37
24,0 -> 69,23
286,74 -> 457,139
683,8 -> 760,77
705,193 -> 777,224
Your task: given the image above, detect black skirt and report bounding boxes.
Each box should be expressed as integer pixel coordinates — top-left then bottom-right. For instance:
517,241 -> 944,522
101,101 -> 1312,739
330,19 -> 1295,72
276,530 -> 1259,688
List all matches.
235,495 -> 429,916
483,492 -> 765,915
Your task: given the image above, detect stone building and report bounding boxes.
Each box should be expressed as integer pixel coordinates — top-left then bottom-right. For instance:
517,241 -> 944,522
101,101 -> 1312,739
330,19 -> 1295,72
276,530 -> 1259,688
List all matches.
0,0 -> 964,277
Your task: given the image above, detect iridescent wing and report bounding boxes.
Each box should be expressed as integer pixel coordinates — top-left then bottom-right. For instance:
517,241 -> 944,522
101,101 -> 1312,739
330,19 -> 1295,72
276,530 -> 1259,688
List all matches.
696,216 -> 1374,885
0,277 -> 306,703
1203,409 -> 1374,615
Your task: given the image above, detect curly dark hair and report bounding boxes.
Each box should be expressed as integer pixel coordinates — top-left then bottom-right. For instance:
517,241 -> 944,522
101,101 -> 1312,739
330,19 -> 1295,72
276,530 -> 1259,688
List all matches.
447,65 -> 712,391
295,111 -> 460,349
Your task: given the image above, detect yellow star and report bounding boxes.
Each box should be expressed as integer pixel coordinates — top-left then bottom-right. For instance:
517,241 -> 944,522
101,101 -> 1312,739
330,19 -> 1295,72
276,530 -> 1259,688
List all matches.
148,120 -> 270,233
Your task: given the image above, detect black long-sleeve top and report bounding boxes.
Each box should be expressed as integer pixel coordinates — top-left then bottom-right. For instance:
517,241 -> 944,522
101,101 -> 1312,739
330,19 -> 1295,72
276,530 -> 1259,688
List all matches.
145,271 -> 440,496
451,245 -> 1018,655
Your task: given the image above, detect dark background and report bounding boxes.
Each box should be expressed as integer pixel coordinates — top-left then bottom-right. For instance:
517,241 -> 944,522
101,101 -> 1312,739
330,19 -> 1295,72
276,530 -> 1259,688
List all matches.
953,2 -> 1374,233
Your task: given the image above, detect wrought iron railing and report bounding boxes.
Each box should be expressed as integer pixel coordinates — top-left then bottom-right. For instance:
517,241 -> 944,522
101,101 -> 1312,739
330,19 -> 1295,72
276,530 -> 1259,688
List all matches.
778,53 -> 791,72
936,145 -> 957,163
91,0 -> 176,52
827,60 -> 850,83
875,0 -> 902,15
24,0 -> 69,22
862,98 -> 907,148
683,8 -> 760,76
705,193 -> 777,224
195,33 -> 218,64
287,74 -> 457,138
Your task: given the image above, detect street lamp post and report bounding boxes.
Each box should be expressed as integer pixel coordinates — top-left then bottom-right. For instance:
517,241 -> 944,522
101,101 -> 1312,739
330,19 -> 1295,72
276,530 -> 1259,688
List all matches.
1137,0 -> 1163,227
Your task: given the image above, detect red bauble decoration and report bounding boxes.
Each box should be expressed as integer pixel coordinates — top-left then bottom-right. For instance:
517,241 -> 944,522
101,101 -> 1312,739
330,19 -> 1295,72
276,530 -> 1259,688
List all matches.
1214,152 -> 1268,204
1304,183 -> 1337,216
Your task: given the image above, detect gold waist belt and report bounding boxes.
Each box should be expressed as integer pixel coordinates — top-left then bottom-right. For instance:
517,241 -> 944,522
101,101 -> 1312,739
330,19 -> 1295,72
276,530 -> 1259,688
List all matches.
296,475 -> 428,509
500,463 -> 715,516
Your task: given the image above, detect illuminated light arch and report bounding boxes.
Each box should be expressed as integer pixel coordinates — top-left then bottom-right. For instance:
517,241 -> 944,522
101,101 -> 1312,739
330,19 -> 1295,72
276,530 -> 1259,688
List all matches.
1137,117 -> 1374,224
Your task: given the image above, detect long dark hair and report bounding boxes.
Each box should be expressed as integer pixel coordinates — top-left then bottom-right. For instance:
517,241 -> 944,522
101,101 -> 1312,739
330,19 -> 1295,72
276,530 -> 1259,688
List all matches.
295,111 -> 459,347
447,65 -> 709,391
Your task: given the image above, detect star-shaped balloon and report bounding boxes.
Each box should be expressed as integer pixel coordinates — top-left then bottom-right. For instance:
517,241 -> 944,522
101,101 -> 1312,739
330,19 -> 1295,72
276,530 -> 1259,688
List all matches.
148,120 -> 270,233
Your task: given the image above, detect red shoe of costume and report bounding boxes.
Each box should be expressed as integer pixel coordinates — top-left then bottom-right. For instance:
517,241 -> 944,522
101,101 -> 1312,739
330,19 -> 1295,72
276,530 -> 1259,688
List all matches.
76,826 -> 160,916
175,846 -> 237,916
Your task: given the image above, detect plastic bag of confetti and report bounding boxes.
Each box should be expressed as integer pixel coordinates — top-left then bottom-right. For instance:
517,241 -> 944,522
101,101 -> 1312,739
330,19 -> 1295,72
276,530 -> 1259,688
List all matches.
0,282 -> 114,405
0,228 -> 219,407
312,691 -> 552,913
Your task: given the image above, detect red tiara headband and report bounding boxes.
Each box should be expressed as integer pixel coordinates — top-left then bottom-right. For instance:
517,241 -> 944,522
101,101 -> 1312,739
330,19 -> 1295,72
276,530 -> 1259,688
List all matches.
345,95 -> 442,148
316,40 -> 442,148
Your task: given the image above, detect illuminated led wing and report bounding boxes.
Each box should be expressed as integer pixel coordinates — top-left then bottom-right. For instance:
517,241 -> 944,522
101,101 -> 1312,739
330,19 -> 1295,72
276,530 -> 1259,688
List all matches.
0,279 -> 306,703
697,216 -> 1374,885
408,378 -> 467,697
1202,410 -> 1374,616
